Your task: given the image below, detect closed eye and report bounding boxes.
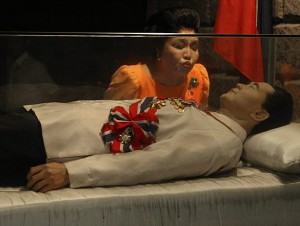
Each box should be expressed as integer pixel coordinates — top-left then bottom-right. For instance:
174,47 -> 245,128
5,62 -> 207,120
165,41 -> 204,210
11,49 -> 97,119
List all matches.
249,82 -> 259,89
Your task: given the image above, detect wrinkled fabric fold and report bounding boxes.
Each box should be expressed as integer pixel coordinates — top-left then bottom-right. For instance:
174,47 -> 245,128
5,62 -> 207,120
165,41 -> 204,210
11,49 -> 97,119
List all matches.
1,166 -> 300,226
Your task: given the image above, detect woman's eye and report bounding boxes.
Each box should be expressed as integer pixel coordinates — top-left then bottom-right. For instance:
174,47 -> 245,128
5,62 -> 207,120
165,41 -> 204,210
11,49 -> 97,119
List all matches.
190,44 -> 199,51
172,43 -> 185,49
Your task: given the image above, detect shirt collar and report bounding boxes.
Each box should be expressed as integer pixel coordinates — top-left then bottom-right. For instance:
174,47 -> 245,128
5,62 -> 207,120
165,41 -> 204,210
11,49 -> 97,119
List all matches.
210,112 -> 247,142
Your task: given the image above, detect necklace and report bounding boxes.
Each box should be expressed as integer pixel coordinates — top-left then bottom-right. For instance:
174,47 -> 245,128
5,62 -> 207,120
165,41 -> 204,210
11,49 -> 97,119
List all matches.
149,97 -> 198,113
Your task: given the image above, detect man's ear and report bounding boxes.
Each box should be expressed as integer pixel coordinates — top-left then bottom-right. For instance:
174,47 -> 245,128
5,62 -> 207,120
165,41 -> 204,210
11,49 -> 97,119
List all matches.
250,109 -> 269,122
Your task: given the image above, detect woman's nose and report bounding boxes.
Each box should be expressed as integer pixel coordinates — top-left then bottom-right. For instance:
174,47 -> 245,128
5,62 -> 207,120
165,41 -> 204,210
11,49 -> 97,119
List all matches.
183,47 -> 192,59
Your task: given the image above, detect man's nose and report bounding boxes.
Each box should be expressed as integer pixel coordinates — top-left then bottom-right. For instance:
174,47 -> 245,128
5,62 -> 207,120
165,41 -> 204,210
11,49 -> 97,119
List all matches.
236,83 -> 245,89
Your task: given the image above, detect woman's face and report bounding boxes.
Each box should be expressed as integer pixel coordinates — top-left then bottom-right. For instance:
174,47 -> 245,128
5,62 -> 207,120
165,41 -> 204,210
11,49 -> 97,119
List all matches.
160,28 -> 199,75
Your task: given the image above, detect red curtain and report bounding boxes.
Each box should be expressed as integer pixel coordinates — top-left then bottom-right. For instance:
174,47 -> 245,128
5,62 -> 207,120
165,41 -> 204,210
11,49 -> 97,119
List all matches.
212,0 -> 264,82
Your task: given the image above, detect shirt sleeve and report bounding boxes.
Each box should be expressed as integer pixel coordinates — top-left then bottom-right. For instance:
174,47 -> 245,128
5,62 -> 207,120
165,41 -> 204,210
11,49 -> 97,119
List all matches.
103,65 -> 140,100
64,128 -> 242,188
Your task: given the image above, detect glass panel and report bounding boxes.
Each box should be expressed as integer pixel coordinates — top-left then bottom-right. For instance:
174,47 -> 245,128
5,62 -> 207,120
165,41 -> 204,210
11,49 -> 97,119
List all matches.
0,33 -> 299,110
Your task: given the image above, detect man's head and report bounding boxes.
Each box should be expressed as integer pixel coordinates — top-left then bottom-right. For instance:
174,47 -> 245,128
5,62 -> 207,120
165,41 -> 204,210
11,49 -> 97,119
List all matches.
219,82 -> 293,135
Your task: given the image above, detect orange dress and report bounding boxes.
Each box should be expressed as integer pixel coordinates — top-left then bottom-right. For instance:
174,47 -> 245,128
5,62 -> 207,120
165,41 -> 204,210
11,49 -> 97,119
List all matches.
104,63 -> 210,107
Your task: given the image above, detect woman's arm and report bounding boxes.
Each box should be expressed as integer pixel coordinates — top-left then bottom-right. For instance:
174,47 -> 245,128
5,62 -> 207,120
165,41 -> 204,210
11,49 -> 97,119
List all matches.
104,65 -> 139,100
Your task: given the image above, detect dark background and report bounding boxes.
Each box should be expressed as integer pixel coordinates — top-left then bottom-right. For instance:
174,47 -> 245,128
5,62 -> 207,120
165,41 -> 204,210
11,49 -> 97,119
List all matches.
0,0 -> 148,32
0,0 -> 150,85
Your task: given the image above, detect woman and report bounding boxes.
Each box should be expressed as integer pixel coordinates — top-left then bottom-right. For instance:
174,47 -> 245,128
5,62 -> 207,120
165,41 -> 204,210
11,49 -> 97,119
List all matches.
104,7 -> 210,109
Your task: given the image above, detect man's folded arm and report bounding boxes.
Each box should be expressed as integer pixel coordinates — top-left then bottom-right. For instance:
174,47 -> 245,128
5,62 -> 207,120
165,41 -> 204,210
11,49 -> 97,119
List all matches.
64,130 -> 242,188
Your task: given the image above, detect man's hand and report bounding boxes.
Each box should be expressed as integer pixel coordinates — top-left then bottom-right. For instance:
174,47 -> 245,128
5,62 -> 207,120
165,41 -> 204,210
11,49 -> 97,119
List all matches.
26,162 -> 70,192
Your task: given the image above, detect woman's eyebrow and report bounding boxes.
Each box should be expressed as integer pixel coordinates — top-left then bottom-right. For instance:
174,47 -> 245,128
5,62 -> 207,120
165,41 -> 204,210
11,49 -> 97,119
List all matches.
174,38 -> 199,43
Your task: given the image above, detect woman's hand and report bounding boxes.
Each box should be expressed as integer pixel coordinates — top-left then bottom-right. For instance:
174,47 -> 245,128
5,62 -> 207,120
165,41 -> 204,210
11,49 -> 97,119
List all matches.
26,162 -> 70,192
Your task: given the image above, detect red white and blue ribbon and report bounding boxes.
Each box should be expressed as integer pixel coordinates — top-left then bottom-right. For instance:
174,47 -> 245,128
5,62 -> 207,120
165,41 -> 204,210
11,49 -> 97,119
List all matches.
101,97 -> 159,154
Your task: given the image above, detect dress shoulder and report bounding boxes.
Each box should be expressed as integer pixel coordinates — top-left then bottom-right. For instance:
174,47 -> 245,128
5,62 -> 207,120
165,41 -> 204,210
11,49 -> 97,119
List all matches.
193,64 -> 209,78
104,64 -> 143,100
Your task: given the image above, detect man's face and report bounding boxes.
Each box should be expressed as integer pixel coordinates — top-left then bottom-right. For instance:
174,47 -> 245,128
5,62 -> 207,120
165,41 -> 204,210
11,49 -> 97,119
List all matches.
160,28 -> 199,74
220,82 -> 275,119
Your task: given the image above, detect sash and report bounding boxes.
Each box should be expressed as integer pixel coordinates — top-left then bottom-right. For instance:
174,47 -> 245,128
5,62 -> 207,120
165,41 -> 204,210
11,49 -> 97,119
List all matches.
101,97 -> 159,154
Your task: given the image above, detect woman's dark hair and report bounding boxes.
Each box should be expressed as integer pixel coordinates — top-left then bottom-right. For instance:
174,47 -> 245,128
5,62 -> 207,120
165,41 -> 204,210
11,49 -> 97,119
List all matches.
145,7 -> 200,33
144,7 -> 201,63
249,86 -> 294,135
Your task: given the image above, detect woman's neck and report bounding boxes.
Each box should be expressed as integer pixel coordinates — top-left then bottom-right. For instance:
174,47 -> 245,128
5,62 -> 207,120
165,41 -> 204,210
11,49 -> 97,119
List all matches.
148,63 -> 187,86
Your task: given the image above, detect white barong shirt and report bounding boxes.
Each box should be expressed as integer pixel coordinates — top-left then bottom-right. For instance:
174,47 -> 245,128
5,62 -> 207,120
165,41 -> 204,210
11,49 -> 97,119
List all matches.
25,99 -> 246,188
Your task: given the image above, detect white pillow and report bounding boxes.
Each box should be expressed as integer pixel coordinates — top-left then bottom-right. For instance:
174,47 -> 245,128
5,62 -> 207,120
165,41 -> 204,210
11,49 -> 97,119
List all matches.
243,122 -> 300,174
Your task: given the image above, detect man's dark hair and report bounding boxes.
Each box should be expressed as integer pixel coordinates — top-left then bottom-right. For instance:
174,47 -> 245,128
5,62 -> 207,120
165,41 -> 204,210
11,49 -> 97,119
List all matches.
249,86 -> 294,135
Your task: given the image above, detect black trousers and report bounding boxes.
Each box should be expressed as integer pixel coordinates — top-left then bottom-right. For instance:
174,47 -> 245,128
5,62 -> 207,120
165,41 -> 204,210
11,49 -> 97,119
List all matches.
0,108 -> 47,186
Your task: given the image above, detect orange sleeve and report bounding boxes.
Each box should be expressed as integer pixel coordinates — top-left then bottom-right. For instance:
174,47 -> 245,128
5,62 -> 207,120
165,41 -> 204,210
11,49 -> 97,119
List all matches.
192,64 -> 210,109
104,65 -> 140,100
199,64 -> 210,109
